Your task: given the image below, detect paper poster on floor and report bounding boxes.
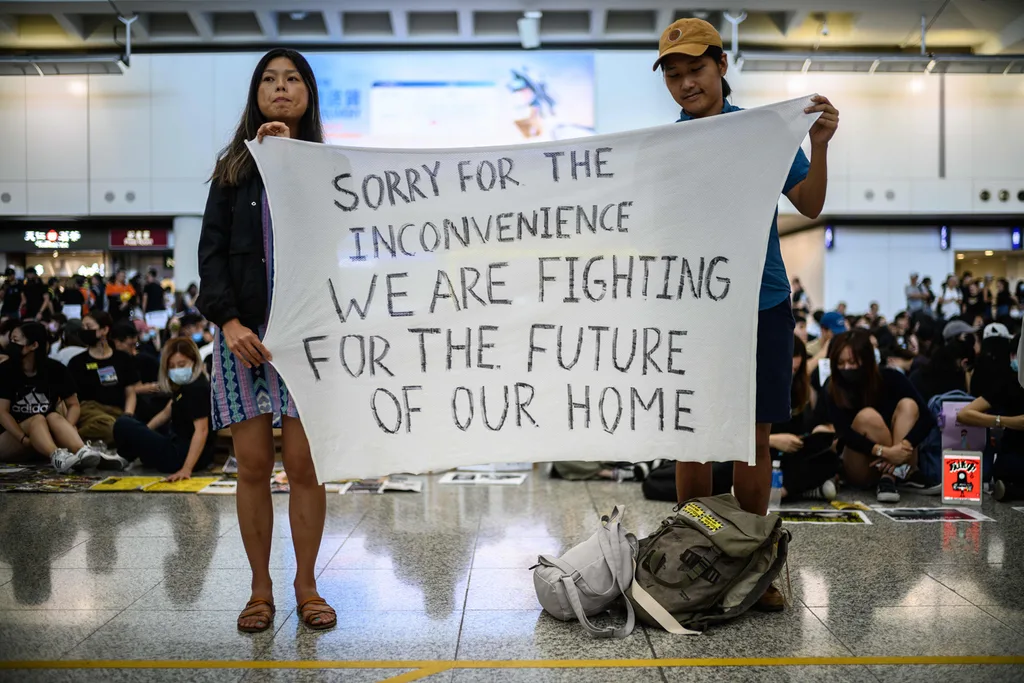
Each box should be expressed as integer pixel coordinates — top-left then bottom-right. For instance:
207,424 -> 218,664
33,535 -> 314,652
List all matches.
872,507 -> 994,523
250,97 -> 820,482
778,509 -> 871,524
439,472 -> 527,486
1013,507 -> 1024,514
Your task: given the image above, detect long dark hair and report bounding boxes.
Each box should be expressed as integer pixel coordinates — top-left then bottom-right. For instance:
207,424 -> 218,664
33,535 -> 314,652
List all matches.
827,330 -> 882,410
792,335 -> 810,414
17,321 -> 50,373
211,48 -> 325,187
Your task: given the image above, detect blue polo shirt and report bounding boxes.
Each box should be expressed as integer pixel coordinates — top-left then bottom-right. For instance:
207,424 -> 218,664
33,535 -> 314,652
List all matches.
677,102 -> 810,310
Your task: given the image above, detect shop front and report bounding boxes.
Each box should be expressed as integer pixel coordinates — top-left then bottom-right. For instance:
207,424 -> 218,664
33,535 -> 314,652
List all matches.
0,221 -> 174,280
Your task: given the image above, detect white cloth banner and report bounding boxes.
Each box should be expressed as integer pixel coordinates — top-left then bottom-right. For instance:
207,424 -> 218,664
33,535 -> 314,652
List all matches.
249,97 -> 818,482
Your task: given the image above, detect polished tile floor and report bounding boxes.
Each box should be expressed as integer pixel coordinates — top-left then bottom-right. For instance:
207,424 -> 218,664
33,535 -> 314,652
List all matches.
1,471 -> 1023,682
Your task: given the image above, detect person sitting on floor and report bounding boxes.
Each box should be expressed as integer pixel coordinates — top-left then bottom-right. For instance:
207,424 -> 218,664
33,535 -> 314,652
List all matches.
67,311 -> 141,450
909,337 -> 975,403
50,319 -> 88,366
770,335 -> 840,501
0,321 -> 110,472
113,338 -> 215,480
970,323 -> 1014,402
824,330 -> 935,503
108,320 -> 166,425
957,373 -> 1024,501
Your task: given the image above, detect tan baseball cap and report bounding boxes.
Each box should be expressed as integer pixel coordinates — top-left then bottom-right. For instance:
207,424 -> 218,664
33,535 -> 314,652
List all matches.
653,18 -> 723,71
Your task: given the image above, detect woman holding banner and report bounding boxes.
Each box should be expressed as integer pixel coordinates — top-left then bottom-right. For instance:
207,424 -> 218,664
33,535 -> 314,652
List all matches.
655,18 -> 839,611
197,48 -> 336,633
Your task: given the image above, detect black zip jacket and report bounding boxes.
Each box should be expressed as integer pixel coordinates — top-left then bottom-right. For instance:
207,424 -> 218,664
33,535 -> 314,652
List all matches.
196,175 -> 267,334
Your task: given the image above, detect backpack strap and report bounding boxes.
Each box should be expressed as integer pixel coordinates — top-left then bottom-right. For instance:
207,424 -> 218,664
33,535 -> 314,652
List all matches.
627,559 -> 701,636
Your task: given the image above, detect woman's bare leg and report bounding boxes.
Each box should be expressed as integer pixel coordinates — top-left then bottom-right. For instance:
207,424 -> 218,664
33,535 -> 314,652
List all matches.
231,414 -> 276,629
279,415 -> 326,606
841,408 -> 893,487
889,398 -> 921,468
46,413 -> 85,453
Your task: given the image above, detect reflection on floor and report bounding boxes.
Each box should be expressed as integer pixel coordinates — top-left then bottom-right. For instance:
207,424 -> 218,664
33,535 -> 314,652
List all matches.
1,470 -> 1023,682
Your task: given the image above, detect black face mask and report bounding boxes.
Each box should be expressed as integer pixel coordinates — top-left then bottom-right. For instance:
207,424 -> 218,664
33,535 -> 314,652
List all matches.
80,329 -> 99,346
837,369 -> 863,386
6,341 -> 24,358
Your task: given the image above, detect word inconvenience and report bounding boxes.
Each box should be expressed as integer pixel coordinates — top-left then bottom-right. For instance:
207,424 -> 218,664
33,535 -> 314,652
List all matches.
251,97 -> 815,479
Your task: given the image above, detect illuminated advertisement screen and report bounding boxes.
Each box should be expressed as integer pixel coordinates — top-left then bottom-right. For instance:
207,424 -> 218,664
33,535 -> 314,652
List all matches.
306,52 -> 594,148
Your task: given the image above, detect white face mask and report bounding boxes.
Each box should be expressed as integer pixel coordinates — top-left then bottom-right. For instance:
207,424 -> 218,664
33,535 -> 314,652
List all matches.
1012,309 -> 1023,319
874,348 -> 882,365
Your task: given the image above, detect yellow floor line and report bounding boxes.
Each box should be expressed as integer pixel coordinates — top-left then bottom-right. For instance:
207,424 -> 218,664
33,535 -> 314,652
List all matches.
377,666 -> 452,683
2,656 -> 1023,670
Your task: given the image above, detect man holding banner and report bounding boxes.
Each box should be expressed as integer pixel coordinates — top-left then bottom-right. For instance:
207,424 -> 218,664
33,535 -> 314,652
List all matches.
655,18 -> 839,610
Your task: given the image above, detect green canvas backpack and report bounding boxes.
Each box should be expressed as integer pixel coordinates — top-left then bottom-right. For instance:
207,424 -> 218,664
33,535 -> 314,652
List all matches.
627,494 -> 791,633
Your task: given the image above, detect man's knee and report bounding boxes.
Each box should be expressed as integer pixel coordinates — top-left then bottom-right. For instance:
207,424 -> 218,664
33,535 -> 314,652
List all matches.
45,412 -> 66,427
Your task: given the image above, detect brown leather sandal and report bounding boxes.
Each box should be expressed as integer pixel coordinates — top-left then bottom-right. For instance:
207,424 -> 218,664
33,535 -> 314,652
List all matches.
237,598 -> 276,633
298,597 -> 337,631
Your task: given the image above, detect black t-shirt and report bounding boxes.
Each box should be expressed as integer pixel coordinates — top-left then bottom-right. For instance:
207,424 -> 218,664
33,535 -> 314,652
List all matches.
143,282 -> 166,313
23,281 -> 47,317
1,281 -> 23,313
0,358 -> 77,421
963,293 -> 986,320
68,350 -> 140,408
171,376 -> 215,465
134,352 -> 160,384
983,379 -> 1024,455
62,288 -> 85,306
997,291 -> 1013,308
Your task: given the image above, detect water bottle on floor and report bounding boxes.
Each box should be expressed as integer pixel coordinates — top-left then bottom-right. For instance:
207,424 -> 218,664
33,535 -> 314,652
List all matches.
769,460 -> 783,510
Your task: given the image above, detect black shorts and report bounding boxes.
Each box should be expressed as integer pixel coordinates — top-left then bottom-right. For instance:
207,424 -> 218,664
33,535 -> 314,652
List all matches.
756,299 -> 796,424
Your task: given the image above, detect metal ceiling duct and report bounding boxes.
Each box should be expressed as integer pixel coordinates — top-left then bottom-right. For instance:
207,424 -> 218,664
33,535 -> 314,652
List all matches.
0,53 -> 126,76
735,51 -> 1024,75
0,14 -> 134,76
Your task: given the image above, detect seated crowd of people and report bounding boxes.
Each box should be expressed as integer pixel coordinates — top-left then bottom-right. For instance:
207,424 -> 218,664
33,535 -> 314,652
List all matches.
0,270 -> 216,481
560,272 -> 1024,505
2,266 -> 1022,504
783,270 -> 1024,503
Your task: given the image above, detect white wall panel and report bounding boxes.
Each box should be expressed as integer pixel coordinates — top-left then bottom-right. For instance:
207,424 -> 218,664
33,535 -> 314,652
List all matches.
780,227 -> 825,313
824,226 -> 953,318
151,54 -> 217,181
0,182 -> 27,215
0,79 -> 27,181
950,227 -> 1014,252
152,180 -> 209,215
89,56 -> 152,181
89,179 -> 152,214
25,78 -> 88,181
27,181 -> 89,215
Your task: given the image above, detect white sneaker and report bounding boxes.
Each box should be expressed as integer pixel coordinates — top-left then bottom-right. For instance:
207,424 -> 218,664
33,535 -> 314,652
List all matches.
73,445 -> 103,471
96,451 -> 130,471
52,448 -> 84,473
804,480 -> 838,502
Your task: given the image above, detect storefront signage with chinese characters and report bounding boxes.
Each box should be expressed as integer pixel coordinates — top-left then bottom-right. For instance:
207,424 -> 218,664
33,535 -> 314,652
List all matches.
25,230 -> 81,249
109,229 -> 170,250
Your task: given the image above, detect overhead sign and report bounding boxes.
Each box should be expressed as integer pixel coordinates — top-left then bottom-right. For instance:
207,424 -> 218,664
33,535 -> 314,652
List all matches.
109,228 -> 169,249
249,97 -> 819,482
25,229 -> 81,249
